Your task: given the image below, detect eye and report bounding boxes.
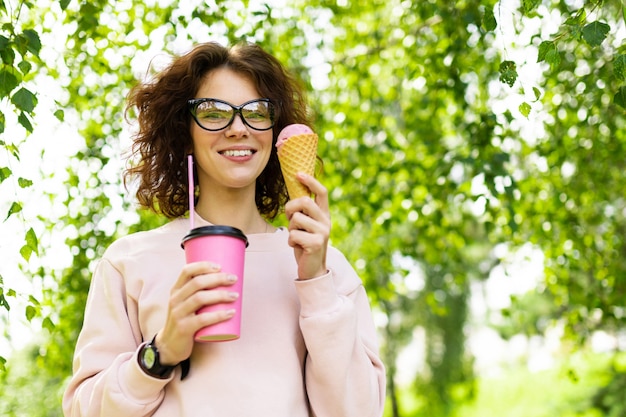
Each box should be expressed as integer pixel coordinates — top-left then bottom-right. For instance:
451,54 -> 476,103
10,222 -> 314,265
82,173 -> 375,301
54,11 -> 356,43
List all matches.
195,101 -> 231,120
243,111 -> 267,121
197,109 -> 229,120
243,102 -> 270,120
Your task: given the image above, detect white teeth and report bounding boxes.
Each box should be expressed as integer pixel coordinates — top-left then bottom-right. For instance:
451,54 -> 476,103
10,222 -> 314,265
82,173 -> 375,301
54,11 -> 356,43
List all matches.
222,149 -> 253,157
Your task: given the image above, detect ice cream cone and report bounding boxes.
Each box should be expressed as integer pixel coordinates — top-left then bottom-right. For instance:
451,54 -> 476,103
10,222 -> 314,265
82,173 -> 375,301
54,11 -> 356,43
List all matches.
277,132 -> 318,199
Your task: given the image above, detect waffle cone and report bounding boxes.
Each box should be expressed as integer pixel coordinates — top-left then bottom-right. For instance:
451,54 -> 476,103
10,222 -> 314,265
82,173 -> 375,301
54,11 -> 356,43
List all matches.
277,133 -> 318,199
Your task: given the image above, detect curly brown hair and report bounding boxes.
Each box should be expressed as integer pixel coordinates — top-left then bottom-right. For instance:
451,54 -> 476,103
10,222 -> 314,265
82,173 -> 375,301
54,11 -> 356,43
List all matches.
124,41 -> 311,220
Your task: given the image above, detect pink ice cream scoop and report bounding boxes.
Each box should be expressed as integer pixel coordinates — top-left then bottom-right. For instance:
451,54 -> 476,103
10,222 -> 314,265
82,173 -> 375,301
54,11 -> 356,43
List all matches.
276,123 -> 314,149
275,124 -> 318,199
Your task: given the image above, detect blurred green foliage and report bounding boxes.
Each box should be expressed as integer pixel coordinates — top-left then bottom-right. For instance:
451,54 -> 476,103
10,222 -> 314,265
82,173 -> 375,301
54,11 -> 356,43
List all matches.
453,352 -> 626,417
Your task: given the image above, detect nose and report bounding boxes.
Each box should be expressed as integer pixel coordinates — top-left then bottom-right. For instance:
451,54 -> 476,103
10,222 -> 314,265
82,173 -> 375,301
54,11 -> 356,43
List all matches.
225,112 -> 248,137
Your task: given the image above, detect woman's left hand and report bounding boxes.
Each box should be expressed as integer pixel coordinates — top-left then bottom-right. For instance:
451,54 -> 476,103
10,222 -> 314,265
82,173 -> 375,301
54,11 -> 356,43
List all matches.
284,173 -> 330,280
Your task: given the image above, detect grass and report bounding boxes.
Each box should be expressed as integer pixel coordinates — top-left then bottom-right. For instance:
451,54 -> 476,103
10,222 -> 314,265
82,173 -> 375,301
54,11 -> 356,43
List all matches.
386,350 -> 622,417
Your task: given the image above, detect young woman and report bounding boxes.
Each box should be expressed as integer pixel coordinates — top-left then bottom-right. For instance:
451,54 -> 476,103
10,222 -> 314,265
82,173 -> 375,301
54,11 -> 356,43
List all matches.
63,41 -> 385,417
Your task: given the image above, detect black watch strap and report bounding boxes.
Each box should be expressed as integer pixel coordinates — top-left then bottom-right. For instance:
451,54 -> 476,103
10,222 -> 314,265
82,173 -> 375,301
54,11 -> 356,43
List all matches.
138,334 -> 176,379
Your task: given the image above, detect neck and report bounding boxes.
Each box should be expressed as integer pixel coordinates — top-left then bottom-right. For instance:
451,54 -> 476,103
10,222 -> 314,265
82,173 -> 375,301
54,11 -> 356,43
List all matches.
194,186 -> 268,234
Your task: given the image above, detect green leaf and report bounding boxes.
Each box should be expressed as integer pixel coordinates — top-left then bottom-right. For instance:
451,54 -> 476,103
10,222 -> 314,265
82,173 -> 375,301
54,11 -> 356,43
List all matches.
25,305 -> 37,321
6,201 -> 22,220
564,8 -> 586,26
538,41 -> 558,64
0,39 -> 15,65
483,7 -> 497,31
28,295 -> 40,306
4,142 -> 19,159
18,177 -> 33,188
567,23 -> 583,41
42,316 -> 55,332
17,111 -> 33,132
0,166 -> 10,183
0,110 -> 4,133
564,8 -> 585,40
20,227 -> 38,261
615,86 -> 626,109
537,42 -> 550,61
20,29 -> 42,55
20,245 -> 33,261
614,54 -> 626,81
54,109 -> 65,121
0,67 -> 20,97
537,41 -> 561,69
60,0 -> 72,10
533,87 -> 541,101
521,0 -> 541,15
499,60 -> 518,87
20,245 -> 33,262
0,293 -> 9,311
0,33 -> 14,64
26,227 -> 38,252
11,87 -> 38,113
18,60 -> 32,75
581,21 -> 610,47
0,275 -> 10,312
519,102 -> 531,118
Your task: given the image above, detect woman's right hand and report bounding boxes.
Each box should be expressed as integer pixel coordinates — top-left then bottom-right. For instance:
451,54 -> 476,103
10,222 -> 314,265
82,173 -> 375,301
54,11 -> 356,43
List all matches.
154,262 -> 239,365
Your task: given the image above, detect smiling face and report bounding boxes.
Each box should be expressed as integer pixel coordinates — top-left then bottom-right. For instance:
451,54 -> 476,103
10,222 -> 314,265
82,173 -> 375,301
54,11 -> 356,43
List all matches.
190,67 -> 274,197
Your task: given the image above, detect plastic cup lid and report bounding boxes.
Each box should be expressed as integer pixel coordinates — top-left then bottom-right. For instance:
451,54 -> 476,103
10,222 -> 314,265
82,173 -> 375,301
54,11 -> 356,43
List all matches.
181,225 -> 249,248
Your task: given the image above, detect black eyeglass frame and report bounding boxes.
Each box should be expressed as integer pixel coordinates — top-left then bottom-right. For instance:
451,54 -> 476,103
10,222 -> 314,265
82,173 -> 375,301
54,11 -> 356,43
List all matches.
188,98 -> 276,132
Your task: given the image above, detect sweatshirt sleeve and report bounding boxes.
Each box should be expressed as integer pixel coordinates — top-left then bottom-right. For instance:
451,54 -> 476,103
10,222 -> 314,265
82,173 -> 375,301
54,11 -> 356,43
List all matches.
62,258 -> 171,417
294,251 -> 386,417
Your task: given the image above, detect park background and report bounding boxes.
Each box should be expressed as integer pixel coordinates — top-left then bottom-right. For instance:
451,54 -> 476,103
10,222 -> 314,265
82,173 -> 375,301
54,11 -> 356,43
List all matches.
1,0 -> 625,416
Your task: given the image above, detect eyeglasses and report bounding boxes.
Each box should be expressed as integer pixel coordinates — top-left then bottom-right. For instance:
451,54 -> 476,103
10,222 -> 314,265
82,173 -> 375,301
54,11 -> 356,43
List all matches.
188,98 -> 275,131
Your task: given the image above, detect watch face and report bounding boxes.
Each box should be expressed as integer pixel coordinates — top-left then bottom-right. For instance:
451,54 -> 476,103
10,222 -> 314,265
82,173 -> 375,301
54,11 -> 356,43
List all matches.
142,345 -> 157,369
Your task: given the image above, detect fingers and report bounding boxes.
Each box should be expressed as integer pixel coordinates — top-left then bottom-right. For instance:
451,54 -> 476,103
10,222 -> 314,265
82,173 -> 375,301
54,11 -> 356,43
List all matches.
285,173 -> 330,222
172,261 -> 220,290
300,172 -> 329,212
158,263 -> 239,363
287,227 -> 327,251
171,262 -> 238,317
283,173 -> 330,280
288,210 -> 330,241
157,262 -> 239,364
176,283 -> 239,319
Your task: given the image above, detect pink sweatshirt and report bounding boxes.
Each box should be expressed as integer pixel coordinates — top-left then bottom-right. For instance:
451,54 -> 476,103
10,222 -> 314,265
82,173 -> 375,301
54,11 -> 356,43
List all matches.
63,214 -> 386,417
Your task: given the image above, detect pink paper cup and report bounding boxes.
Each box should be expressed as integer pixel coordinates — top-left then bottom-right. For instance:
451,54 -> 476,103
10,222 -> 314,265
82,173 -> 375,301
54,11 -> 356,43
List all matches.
181,225 -> 248,342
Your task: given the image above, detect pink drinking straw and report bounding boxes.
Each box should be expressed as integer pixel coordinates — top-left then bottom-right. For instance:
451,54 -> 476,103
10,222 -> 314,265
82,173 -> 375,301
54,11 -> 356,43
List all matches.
187,154 -> 195,229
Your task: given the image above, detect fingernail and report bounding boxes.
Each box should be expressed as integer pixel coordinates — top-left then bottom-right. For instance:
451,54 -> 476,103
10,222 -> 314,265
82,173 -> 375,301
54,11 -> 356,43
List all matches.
228,291 -> 239,300
225,309 -> 236,317
208,262 -> 221,270
227,274 -> 237,282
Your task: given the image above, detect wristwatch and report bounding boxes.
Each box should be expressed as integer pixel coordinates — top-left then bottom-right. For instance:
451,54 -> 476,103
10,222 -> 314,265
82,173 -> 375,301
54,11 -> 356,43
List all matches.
138,334 -> 176,379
